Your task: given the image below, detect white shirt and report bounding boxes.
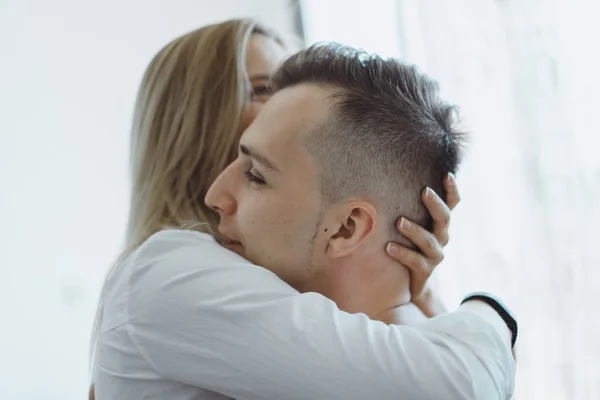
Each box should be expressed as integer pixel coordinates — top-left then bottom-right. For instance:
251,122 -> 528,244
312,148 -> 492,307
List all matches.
93,229 -> 515,400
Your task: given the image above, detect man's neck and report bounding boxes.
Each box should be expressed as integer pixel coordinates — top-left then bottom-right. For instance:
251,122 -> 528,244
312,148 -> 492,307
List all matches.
298,253 -> 412,320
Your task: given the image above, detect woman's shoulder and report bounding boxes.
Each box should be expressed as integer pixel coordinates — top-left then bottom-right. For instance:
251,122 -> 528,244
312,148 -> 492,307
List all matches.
117,229 -> 252,304
131,228 -> 248,270
122,229 -> 275,316
144,228 -> 216,250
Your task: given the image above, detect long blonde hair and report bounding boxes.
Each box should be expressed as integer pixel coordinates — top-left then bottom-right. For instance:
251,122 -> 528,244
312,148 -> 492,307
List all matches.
90,18 -> 285,369
127,18 -> 284,255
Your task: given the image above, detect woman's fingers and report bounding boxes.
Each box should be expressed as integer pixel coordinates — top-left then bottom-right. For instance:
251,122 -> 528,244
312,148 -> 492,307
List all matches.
444,172 -> 461,210
422,187 -> 452,246
386,241 -> 432,276
399,217 -> 444,262
383,174 -> 459,301
394,217 -> 444,265
419,173 -> 459,247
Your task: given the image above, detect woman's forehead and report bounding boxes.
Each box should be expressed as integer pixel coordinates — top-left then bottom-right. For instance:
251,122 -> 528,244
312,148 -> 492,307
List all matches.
246,34 -> 287,76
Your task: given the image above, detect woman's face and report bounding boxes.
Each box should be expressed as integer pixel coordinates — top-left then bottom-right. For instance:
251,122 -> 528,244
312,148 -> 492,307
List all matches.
239,34 -> 288,134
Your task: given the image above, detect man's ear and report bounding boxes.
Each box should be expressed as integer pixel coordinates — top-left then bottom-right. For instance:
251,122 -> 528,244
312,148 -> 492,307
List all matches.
325,201 -> 377,258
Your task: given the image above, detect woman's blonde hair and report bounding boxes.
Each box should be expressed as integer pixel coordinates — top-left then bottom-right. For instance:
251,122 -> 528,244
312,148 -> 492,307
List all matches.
126,18 -> 284,256
90,18 -> 286,370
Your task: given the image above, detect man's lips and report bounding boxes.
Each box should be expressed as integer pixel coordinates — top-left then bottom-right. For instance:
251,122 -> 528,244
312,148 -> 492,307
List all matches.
221,240 -> 244,254
222,238 -> 242,246
216,230 -> 243,248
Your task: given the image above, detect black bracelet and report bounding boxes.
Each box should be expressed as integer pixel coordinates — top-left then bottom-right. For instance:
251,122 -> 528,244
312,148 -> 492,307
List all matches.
460,292 -> 518,348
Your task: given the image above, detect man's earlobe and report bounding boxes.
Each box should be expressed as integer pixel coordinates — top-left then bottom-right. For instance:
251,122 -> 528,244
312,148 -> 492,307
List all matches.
326,202 -> 376,258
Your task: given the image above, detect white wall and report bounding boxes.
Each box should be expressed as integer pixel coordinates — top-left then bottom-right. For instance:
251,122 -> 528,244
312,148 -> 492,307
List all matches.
301,0 -> 401,57
0,1 -> 295,398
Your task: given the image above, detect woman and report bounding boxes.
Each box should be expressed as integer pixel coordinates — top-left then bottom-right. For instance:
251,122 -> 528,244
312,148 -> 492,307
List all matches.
91,19 -> 482,400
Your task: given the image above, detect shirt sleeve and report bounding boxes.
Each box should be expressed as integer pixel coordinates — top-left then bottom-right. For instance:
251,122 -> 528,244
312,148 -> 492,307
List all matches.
126,231 -> 515,400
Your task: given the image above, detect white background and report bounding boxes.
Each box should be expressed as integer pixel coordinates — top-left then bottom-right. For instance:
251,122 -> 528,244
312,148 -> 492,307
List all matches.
2,0 -> 599,399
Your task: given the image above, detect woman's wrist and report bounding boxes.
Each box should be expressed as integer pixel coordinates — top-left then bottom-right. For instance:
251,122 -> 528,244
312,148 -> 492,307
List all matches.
413,287 -> 447,318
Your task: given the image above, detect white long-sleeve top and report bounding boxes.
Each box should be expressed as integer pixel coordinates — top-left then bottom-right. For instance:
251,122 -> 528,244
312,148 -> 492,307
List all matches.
93,229 -> 515,400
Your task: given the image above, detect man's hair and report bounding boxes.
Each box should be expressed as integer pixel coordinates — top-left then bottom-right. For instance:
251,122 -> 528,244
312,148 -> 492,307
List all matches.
271,44 -> 465,239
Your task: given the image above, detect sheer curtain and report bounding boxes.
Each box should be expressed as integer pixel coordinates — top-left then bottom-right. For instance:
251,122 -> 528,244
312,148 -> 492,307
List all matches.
301,0 -> 600,398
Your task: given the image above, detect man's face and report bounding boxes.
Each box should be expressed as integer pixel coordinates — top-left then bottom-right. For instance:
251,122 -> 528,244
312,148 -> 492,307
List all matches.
205,84 -> 333,287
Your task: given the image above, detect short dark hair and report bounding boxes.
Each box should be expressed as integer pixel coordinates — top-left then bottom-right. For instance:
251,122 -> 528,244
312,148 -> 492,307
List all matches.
271,44 -> 465,238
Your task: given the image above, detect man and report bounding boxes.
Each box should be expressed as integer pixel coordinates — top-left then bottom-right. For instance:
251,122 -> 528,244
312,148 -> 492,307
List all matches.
206,44 -> 465,324
203,44 -> 515,395
93,44 -> 516,400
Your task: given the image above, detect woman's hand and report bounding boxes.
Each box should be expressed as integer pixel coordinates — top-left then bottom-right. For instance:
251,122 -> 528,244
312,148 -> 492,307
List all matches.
385,173 -> 460,317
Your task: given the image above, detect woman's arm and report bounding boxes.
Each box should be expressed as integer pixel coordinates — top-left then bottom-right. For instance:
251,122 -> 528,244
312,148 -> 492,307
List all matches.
412,286 -> 448,317
125,231 -> 515,400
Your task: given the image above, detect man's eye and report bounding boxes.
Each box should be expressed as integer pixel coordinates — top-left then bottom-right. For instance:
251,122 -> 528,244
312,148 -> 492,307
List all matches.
244,170 -> 266,185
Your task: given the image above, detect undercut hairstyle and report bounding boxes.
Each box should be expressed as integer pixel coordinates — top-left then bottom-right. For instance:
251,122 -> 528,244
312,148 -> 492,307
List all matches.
271,44 -> 466,240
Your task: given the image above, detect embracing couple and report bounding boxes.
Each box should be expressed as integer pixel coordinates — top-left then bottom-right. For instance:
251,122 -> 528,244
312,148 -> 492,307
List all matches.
90,19 -> 516,400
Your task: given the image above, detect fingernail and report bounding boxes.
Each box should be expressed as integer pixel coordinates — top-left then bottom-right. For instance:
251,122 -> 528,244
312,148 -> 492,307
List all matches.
447,172 -> 455,185
425,187 -> 435,200
386,242 -> 399,255
400,217 -> 411,231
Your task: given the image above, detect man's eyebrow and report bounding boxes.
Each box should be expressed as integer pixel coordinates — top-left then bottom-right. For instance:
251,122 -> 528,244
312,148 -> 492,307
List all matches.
240,144 -> 279,171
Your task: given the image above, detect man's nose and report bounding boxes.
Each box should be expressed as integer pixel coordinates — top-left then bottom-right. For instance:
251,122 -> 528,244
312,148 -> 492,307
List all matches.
205,165 -> 237,217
